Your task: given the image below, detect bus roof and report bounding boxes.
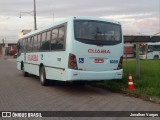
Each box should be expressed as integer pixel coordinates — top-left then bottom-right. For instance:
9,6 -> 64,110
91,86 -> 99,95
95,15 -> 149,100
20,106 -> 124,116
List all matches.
72,16 -> 120,24
18,16 -> 121,40
147,42 -> 160,45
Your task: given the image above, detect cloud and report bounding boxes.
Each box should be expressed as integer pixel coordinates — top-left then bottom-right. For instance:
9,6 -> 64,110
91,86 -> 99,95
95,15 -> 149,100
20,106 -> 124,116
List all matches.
102,12 -> 160,35
0,0 -> 159,39
122,17 -> 159,35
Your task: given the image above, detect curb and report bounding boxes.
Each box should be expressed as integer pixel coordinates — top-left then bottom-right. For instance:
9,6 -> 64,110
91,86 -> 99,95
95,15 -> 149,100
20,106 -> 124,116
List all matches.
91,83 -> 160,104
122,90 -> 160,104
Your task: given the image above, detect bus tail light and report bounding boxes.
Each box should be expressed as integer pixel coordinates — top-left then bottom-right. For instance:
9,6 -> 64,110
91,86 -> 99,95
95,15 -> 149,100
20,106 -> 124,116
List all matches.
117,56 -> 123,70
68,53 -> 78,70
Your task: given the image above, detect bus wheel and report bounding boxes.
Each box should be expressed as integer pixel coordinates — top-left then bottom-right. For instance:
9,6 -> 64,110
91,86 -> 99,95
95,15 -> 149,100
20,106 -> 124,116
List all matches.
154,55 -> 159,59
40,66 -> 48,86
22,66 -> 29,77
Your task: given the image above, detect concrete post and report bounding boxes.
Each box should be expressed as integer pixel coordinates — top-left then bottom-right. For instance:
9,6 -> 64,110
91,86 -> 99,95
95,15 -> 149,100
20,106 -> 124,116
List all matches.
136,42 -> 140,79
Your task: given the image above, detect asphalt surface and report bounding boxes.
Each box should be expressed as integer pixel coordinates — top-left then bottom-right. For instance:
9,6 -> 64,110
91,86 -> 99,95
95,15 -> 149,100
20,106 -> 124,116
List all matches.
0,58 -> 160,120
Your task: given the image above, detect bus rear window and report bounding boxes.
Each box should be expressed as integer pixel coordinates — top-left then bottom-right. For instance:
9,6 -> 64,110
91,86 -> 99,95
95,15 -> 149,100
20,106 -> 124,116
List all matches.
74,20 -> 122,45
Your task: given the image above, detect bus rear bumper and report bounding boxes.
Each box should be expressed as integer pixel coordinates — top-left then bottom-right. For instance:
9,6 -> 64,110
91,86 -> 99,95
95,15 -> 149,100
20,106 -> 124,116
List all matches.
67,69 -> 123,81
139,55 -> 146,59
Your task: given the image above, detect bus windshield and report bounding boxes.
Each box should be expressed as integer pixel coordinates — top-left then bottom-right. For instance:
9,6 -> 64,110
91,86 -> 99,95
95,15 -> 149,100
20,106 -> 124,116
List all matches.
74,20 -> 122,44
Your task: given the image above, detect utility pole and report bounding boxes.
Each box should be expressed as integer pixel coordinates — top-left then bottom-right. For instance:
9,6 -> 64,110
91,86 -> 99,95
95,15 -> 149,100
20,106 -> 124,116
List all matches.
19,0 -> 37,30
33,0 -> 37,30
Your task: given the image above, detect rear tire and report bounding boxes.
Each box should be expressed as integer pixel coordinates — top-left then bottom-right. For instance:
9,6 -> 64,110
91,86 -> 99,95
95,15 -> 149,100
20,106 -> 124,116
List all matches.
154,55 -> 159,59
40,66 -> 48,86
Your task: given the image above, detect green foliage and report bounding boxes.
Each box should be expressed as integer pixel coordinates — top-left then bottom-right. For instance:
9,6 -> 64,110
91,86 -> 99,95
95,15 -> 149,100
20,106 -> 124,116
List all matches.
103,60 -> 160,97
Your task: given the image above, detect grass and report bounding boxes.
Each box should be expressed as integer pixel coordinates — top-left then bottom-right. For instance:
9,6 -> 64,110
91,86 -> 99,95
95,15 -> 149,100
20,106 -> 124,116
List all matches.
101,59 -> 160,97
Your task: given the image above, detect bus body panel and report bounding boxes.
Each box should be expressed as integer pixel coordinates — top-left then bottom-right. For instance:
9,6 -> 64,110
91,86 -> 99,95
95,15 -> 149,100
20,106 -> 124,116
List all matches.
21,52 -> 69,81
41,52 -> 68,81
67,69 -> 123,81
24,61 -> 39,76
147,51 -> 160,59
17,53 -> 25,70
71,40 -> 123,72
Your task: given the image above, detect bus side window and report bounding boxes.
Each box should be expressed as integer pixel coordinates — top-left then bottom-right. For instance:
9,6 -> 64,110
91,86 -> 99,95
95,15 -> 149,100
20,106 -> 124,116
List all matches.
158,45 -> 160,51
40,32 -> 47,51
30,37 -> 34,52
33,35 -> 38,52
20,39 -> 24,53
45,31 -> 51,51
148,45 -> 153,52
37,34 -> 41,51
51,28 -> 58,50
21,39 -> 23,52
57,26 -> 65,49
40,31 -> 51,51
155,45 -> 160,51
27,37 -> 31,52
23,38 -> 27,52
26,38 -> 29,52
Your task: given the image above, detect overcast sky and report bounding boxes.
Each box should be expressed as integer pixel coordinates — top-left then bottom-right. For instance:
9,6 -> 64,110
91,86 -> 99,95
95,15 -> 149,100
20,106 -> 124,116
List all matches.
0,0 -> 160,40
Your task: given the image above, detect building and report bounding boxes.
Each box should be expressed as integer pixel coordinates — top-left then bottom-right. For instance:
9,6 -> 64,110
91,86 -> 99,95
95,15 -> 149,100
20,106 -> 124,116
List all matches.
0,36 -> 18,56
0,30 -> 31,56
124,33 -> 160,58
18,30 -> 31,38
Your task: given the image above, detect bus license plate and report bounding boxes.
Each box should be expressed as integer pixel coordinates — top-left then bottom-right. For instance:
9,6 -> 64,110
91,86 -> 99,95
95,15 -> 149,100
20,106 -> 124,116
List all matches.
94,59 -> 104,63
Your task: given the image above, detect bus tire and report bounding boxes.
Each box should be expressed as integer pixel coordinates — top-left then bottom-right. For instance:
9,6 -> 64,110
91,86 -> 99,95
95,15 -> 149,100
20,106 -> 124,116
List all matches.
40,66 -> 48,86
154,55 -> 159,59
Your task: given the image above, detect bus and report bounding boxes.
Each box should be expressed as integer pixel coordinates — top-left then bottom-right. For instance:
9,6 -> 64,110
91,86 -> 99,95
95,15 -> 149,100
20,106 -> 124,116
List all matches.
139,42 -> 160,59
17,16 -> 124,86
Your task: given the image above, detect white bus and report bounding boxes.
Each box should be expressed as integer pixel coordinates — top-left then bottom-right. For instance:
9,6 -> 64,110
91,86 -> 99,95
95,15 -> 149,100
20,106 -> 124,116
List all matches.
17,16 -> 123,86
139,42 -> 160,59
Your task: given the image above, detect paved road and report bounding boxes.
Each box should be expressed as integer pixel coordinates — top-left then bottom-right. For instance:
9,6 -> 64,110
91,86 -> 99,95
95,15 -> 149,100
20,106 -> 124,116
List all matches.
0,58 -> 160,120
